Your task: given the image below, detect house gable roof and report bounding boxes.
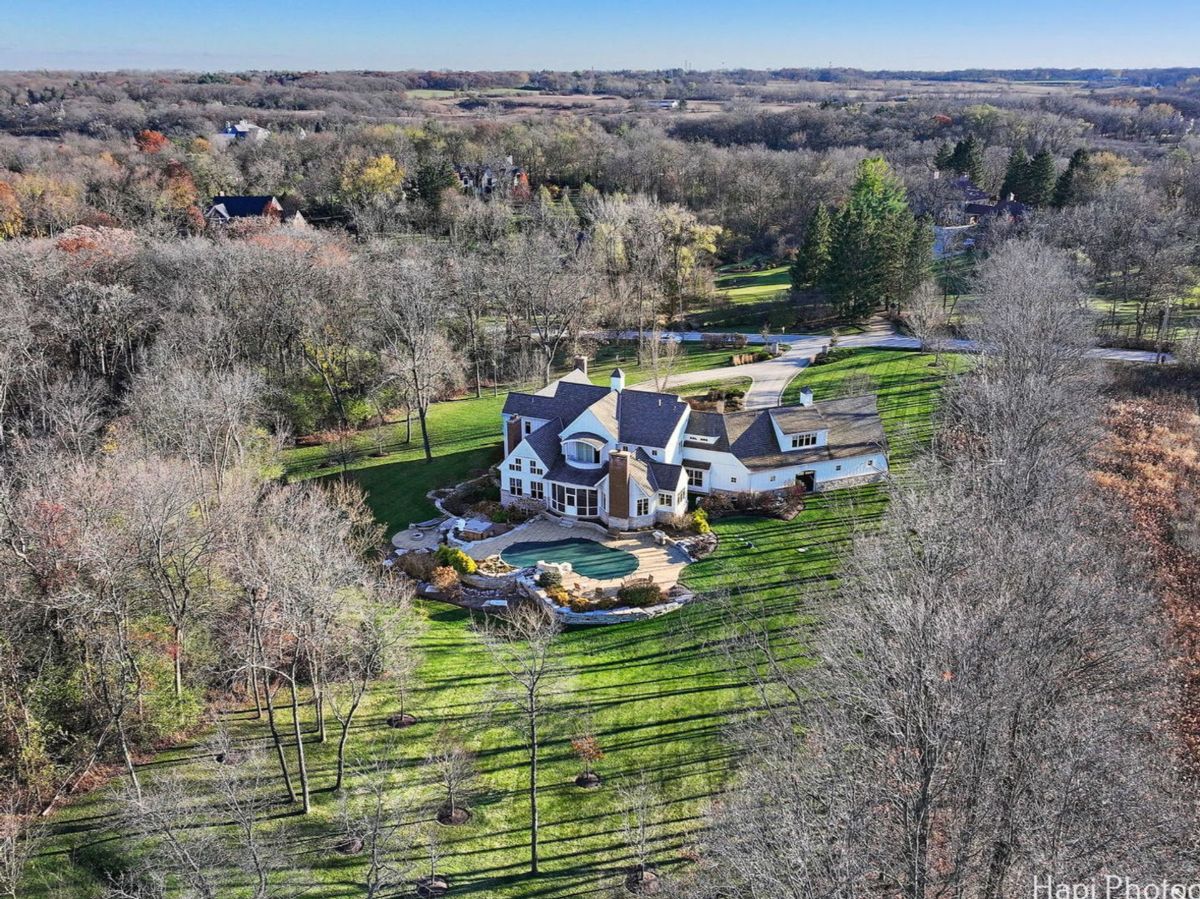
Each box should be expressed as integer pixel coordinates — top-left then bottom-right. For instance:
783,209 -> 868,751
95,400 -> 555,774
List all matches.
615,390 -> 688,448
683,395 -> 887,470
208,195 -> 281,218
503,379 -> 611,423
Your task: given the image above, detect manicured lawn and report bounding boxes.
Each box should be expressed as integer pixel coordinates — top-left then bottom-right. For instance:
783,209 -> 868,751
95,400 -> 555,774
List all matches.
582,342 -> 738,386
28,344 -> 957,899
281,344 -> 740,535
784,347 -> 968,468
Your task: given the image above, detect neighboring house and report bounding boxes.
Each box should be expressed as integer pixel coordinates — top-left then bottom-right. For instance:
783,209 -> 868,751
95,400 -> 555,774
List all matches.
498,362 -> 889,531
212,119 -> 270,145
205,195 -> 307,228
453,156 -> 529,198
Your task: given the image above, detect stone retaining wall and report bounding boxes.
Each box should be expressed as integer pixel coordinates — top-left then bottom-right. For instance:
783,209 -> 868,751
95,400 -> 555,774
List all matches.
517,575 -> 697,626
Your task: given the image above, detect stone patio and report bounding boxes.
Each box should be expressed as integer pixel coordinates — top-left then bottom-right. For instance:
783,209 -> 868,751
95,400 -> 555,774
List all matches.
462,518 -> 691,594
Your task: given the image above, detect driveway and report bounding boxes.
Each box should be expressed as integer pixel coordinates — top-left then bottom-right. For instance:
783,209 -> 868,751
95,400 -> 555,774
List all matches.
620,322 -> 1172,410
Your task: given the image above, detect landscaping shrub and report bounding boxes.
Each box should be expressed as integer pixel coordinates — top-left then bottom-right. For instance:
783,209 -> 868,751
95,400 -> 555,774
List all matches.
395,551 -> 437,581
430,566 -> 462,599
545,584 -> 569,605
692,507 -> 712,535
435,545 -> 477,575
617,582 -> 666,608
538,569 -> 563,589
812,346 -> 859,366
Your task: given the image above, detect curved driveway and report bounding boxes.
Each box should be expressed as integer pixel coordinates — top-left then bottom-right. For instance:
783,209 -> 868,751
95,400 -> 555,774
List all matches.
623,326 -> 1172,410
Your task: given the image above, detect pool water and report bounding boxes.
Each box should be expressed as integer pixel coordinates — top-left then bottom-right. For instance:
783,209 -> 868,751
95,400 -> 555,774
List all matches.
501,537 -> 640,580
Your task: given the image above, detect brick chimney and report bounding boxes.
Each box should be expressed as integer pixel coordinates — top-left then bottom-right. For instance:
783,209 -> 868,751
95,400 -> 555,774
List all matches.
608,450 -> 630,519
505,416 -> 522,454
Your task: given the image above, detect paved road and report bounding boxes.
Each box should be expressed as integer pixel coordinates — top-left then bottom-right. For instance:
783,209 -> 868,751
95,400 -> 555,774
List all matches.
621,326 -> 1173,410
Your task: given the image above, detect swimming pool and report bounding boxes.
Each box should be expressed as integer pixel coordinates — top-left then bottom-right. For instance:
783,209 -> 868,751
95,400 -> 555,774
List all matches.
501,537 -> 640,580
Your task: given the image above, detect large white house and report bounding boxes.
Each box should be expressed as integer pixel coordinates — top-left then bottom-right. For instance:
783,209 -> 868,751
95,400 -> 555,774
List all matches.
499,362 -> 889,530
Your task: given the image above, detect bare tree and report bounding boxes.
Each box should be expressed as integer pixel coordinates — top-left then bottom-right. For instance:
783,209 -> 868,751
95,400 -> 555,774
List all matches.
374,251 -> 462,462
425,729 -> 480,825
495,228 -> 597,386
476,602 -> 568,876
327,578 -> 412,791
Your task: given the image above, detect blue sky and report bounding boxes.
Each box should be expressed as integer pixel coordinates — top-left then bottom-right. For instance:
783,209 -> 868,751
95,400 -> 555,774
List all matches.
1,0 -> 1196,71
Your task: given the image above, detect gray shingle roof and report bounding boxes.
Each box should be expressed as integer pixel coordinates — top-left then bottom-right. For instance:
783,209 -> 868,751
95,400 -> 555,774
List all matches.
523,419 -> 563,467
616,390 -> 687,448
683,395 -> 887,470
544,460 -> 608,487
634,448 -> 684,492
503,381 -> 611,422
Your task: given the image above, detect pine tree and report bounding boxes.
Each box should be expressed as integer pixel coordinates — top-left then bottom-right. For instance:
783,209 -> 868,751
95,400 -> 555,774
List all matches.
933,143 -> 954,171
822,158 -> 924,322
999,148 -> 1031,201
1026,149 -> 1057,206
962,134 -> 986,187
791,204 -> 832,290
948,135 -> 985,186
1052,148 -> 1089,208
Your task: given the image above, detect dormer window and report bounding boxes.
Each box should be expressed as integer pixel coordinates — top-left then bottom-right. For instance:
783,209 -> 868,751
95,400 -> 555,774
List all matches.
523,420 -> 533,435
790,432 -> 818,449
566,441 -> 600,465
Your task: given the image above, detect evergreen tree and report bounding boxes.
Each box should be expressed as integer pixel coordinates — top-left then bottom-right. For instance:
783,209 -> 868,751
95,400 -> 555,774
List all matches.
1052,148 -> 1089,208
948,135 -> 985,186
933,143 -> 954,171
999,148 -> 1031,201
791,204 -> 832,290
1026,149 -> 1057,206
821,158 -> 925,322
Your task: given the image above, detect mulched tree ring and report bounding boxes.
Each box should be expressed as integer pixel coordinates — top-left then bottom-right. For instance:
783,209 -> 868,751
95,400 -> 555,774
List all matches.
415,874 -> 450,897
574,772 -> 603,789
625,868 -> 661,894
334,836 -> 364,856
386,713 -> 417,728
436,805 -> 472,826
213,750 -> 247,766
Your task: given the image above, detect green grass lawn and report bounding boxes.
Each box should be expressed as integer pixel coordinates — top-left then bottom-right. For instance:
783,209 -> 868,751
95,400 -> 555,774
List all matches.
783,347 -> 969,468
27,347 -> 956,899
281,344 -> 740,535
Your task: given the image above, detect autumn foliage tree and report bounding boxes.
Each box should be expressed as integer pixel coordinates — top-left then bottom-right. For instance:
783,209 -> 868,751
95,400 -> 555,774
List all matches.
135,129 -> 169,154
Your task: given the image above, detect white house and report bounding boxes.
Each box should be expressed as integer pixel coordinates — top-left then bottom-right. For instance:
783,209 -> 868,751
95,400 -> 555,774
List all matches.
211,119 -> 270,146
499,362 -> 889,531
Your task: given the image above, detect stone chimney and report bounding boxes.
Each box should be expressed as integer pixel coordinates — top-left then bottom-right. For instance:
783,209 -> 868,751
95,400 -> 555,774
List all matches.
798,387 -> 814,407
573,355 -> 588,375
610,368 -> 626,392
608,450 -> 631,519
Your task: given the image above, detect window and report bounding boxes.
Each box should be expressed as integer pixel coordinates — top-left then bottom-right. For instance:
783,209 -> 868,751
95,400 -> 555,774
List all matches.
686,467 -> 704,488
867,459 -> 875,467
508,458 -> 523,471
651,449 -> 659,457
636,497 -> 650,516
568,441 -> 600,464
769,475 -> 776,482
790,432 -> 818,449
523,420 -> 533,435
658,492 -> 673,508
529,460 -> 544,476
730,476 -> 737,484
835,464 -> 842,472
530,481 -> 544,500
550,484 -> 597,517
508,478 -> 523,496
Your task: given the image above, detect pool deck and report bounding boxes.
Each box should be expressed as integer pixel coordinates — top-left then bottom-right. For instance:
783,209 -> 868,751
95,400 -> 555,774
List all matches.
462,519 -> 691,594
